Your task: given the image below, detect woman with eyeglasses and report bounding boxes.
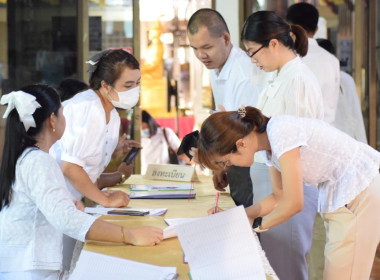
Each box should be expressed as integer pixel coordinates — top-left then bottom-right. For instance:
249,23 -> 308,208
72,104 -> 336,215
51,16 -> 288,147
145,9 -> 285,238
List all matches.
199,106 -> 380,280
239,11 -> 325,280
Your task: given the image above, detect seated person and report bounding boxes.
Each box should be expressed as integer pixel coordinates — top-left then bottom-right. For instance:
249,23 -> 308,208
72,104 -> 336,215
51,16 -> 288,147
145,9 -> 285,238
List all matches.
0,85 -> 163,279
141,110 -> 189,173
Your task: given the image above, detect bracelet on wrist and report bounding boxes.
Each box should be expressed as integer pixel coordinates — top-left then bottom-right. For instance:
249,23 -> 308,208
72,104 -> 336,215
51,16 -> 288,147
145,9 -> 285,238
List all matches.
118,172 -> 126,184
120,226 -> 127,244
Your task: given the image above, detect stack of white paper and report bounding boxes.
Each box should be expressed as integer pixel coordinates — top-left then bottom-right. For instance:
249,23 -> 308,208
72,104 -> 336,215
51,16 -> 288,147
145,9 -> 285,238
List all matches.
175,206 -> 266,280
69,250 -> 177,280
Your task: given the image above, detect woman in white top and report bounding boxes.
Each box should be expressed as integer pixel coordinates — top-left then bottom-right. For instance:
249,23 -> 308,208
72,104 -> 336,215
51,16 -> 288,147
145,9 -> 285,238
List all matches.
140,110 -> 189,174
239,11 -> 324,280
0,85 -> 163,279
197,106 -> 380,280
53,49 -> 141,207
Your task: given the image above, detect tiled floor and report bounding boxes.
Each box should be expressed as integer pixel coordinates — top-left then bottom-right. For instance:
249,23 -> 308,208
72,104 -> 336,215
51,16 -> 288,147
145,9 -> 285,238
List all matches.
371,243 -> 380,280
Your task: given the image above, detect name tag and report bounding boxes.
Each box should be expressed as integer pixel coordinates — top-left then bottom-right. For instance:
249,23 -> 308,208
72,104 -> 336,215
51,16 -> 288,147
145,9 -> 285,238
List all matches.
144,164 -> 199,182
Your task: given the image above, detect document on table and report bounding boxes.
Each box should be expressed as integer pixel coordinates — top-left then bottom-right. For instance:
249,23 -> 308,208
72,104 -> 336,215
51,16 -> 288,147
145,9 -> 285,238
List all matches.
69,250 -> 177,280
85,207 -> 167,216
163,218 -> 202,239
175,206 -> 266,280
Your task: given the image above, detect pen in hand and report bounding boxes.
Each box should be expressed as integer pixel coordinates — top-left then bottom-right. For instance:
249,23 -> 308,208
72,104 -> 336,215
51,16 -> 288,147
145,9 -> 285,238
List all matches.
214,192 -> 220,214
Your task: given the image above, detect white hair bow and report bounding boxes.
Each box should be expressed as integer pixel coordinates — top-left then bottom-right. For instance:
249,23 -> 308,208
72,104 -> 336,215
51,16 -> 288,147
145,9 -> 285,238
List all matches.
1,91 -> 41,132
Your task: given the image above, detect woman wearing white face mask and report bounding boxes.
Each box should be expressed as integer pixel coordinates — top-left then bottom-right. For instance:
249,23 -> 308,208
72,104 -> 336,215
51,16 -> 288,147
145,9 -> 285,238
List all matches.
51,49 -> 142,269
140,110 -> 190,174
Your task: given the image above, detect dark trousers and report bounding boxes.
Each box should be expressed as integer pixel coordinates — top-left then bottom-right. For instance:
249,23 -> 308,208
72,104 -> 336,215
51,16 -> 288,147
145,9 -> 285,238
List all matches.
226,165 -> 253,208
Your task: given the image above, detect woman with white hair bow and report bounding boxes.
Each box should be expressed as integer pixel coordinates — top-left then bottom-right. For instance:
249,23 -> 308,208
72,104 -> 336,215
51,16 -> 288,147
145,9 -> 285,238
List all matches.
0,85 -> 163,280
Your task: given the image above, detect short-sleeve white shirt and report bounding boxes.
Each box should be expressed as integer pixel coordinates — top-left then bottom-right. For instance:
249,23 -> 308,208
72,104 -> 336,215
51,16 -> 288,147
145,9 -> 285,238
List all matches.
257,56 -> 324,120
0,148 -> 96,272
302,38 -> 340,124
210,45 -> 272,110
261,116 -> 380,213
51,89 -> 120,200
141,127 -> 181,174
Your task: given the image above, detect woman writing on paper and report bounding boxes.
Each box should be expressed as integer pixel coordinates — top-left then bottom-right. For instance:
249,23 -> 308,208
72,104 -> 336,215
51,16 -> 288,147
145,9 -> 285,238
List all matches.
196,106 -> 380,280
0,85 -> 163,279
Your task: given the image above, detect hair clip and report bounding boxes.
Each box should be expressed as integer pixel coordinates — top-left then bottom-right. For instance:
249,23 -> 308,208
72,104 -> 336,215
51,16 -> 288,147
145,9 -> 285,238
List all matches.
237,105 -> 246,118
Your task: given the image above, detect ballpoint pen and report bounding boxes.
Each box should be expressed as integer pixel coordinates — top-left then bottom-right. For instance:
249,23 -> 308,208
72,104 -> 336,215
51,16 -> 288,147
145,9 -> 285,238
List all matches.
214,192 -> 220,214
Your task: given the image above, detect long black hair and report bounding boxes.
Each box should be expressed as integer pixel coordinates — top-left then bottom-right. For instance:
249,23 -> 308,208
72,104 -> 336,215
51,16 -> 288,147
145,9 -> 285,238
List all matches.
142,110 -> 160,137
0,84 -> 61,210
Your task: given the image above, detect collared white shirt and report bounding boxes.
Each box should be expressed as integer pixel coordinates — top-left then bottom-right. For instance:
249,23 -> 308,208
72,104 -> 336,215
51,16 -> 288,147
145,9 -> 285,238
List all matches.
257,56 -> 324,120
141,127 -> 181,174
210,45 -> 272,110
51,89 -> 120,200
333,71 -> 367,143
0,148 -> 96,272
302,38 -> 340,124
261,116 -> 380,213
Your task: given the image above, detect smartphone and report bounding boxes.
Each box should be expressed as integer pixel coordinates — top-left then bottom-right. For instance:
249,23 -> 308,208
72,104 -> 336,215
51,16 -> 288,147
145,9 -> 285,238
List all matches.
123,147 -> 141,165
107,210 -> 149,216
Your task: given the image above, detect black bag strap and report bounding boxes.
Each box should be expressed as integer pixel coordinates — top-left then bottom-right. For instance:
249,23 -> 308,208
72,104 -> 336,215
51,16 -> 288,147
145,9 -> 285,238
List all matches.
162,128 -> 175,153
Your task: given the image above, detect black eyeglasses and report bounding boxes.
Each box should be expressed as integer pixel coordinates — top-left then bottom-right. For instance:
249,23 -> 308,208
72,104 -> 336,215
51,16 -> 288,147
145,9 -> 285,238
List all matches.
247,45 -> 265,58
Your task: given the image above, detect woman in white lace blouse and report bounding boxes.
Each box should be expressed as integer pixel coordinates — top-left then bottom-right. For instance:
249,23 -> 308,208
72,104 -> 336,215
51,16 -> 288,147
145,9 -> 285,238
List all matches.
0,85 -> 163,279
196,106 -> 380,280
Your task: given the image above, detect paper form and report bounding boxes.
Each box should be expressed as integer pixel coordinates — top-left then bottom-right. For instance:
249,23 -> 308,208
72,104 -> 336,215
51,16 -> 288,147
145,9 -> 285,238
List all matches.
175,205 -> 266,280
69,250 -> 177,280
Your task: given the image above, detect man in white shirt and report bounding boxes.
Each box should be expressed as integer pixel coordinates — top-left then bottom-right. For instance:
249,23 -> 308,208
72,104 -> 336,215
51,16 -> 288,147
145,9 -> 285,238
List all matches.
187,8 -> 270,207
286,4 -> 341,280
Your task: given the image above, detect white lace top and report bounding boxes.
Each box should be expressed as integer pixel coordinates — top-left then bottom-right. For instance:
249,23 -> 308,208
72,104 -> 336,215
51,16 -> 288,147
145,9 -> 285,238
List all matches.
0,148 -> 96,272
260,116 -> 380,213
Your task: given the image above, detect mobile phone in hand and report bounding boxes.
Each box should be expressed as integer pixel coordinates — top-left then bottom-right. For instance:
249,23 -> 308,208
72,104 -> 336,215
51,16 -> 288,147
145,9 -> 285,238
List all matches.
107,209 -> 149,216
123,147 -> 141,165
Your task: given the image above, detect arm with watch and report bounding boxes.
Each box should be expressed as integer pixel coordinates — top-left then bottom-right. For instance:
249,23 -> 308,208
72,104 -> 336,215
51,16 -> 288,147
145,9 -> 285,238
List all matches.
247,156 -> 304,232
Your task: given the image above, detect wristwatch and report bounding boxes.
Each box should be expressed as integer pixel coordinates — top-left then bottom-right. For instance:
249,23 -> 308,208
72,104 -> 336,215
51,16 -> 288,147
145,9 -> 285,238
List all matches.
119,172 -> 126,184
253,217 -> 268,233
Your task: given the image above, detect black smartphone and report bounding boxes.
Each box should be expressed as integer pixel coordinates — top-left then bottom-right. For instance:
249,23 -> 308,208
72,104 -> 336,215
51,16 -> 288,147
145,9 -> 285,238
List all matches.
123,147 -> 141,165
107,209 -> 149,216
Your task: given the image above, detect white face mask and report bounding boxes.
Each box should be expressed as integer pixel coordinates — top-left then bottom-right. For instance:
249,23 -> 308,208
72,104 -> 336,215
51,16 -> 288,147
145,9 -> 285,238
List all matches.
111,86 -> 140,110
141,128 -> 150,138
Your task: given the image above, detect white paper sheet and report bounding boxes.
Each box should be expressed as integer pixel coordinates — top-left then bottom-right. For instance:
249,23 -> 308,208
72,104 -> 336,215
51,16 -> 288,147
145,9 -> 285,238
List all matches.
175,206 -> 266,280
69,250 -> 177,280
84,207 -> 167,216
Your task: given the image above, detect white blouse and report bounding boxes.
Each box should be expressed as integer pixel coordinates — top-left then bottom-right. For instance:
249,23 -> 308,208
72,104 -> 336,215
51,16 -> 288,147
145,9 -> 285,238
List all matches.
261,116 -> 380,213
0,148 -> 96,272
52,89 -> 120,200
257,56 -> 324,120
141,127 -> 181,174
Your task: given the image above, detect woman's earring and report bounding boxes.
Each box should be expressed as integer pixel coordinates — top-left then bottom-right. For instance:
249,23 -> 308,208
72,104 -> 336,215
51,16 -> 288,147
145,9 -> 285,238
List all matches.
53,128 -> 56,132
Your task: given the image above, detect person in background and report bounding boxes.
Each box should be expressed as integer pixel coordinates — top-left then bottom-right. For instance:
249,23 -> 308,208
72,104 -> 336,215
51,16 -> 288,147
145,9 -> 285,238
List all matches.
140,110 -> 189,174
0,85 -> 163,279
56,78 -> 89,102
241,10 -> 324,280
51,49 -> 142,270
199,106 -> 380,280
285,4 -> 341,279
317,38 -> 367,143
187,8 -> 272,208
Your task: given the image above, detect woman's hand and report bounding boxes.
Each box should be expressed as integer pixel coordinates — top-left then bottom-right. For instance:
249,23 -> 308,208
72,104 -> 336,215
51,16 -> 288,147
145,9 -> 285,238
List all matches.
113,136 -> 142,159
117,162 -> 133,180
212,170 -> 228,191
124,226 -> 163,246
207,206 -> 224,215
73,199 -> 85,211
102,190 -> 130,207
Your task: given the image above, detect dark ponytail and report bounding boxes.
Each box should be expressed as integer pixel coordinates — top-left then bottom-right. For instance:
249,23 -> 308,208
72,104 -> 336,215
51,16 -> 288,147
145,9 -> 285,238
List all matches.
241,11 -> 309,57
0,84 -> 60,210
